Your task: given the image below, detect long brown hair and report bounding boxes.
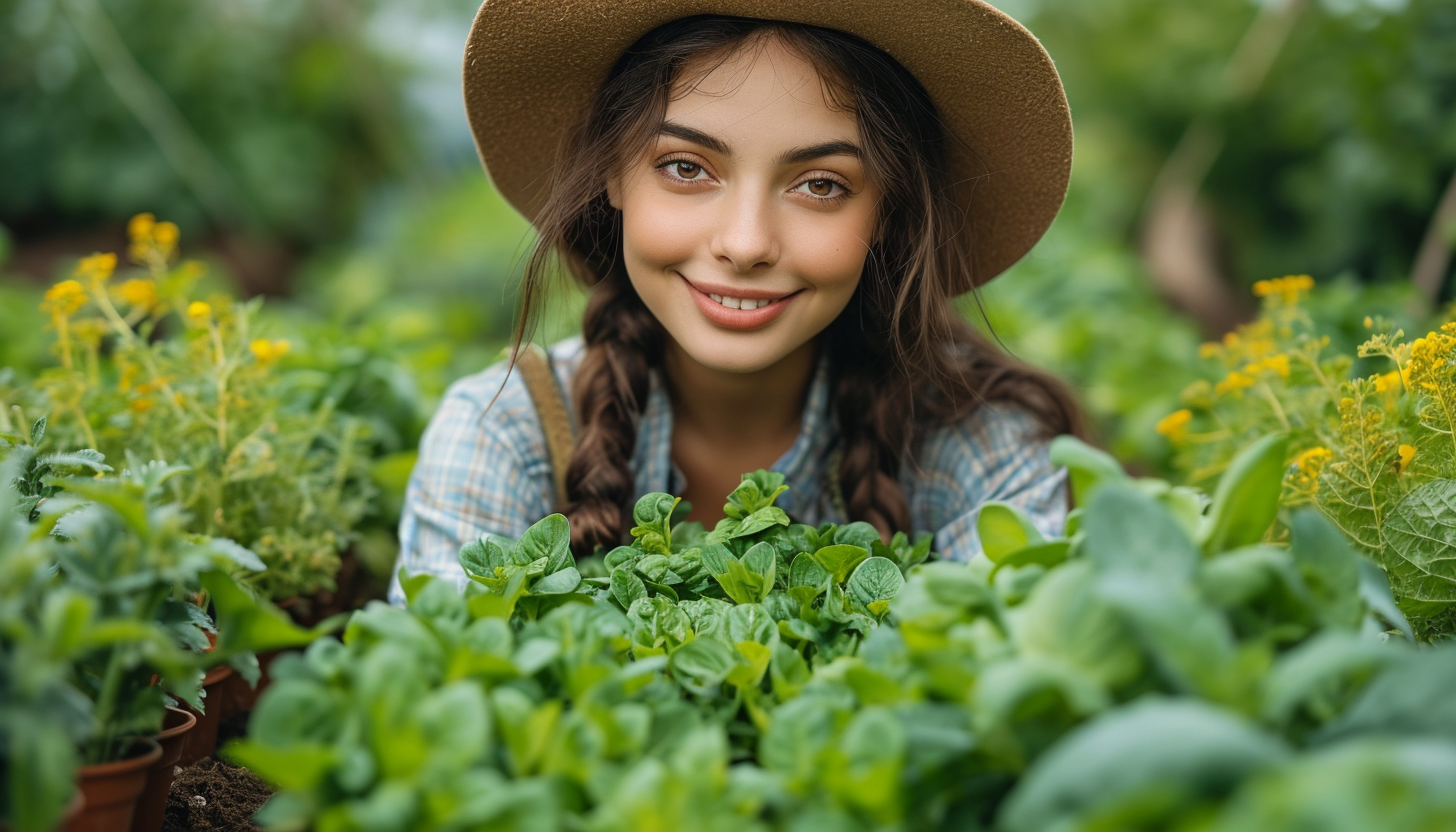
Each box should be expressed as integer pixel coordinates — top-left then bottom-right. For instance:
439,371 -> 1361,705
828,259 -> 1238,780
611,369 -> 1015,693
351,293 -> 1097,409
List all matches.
508,15 -> 1083,555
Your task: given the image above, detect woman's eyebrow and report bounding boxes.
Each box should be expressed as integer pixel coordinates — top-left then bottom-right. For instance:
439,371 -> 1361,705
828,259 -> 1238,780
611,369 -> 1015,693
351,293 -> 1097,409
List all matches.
658,122 -> 862,166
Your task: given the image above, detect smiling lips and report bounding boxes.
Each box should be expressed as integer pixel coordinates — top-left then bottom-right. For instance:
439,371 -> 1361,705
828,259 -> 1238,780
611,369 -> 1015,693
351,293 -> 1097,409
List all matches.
682,275 -> 800,330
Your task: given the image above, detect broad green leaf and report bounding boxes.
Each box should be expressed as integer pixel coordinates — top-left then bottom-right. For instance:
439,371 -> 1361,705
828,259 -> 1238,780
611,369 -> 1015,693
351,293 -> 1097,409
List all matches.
610,568 -> 648,610
1357,559 -> 1413,639
1012,560 -> 1141,689
459,537 -> 502,581
727,640 -> 772,689
201,571 -> 340,655
1083,484 -> 1197,581
224,741 -> 338,792
789,552 -> 831,589
732,506 -> 791,538
1316,643 -> 1456,745
1048,435 -> 1128,505
741,542 -> 777,584
847,557 -> 904,611
834,522 -> 880,551
517,514 -> 571,573
999,699 -> 1290,832
532,566 -> 581,595
669,637 -> 738,689
1382,479 -> 1456,605
1199,433 -> 1288,555
990,541 -> 1070,577
1097,572 -> 1241,702
726,603 -> 777,646
978,502 -> 1045,564
812,544 -> 870,584
1260,631 -> 1398,725
1289,509 -> 1363,630
700,542 -> 736,576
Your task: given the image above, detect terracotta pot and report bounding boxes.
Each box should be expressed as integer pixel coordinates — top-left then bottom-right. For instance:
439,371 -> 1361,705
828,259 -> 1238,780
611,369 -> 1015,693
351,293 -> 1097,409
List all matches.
176,664 -> 234,767
129,707 -> 197,832
64,738 -> 161,832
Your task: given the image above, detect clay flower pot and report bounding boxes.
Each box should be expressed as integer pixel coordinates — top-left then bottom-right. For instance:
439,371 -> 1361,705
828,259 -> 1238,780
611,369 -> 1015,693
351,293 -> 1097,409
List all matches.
176,664 -> 234,767
64,737 -> 161,832
129,707 -> 197,832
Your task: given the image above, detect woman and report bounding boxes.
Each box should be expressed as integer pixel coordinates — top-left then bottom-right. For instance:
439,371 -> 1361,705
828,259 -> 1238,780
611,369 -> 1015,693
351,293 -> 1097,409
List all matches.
390,2 -> 1082,603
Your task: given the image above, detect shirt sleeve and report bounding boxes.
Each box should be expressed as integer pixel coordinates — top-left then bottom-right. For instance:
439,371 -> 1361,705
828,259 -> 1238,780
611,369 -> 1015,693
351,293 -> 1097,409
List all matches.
386,372 -> 554,606
910,403 -> 1070,563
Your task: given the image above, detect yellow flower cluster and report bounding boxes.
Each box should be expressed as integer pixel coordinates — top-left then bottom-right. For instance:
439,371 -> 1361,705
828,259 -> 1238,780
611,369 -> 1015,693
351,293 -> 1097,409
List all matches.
1397,443 -> 1417,474
1287,446 -> 1333,498
1253,274 -> 1314,305
41,280 -> 87,319
187,301 -> 212,322
128,212 -> 180,263
1215,371 -> 1255,397
116,278 -> 159,312
249,339 -> 291,364
1155,409 -> 1193,443
1243,354 -> 1290,379
76,252 -> 117,284
1406,324 -> 1456,392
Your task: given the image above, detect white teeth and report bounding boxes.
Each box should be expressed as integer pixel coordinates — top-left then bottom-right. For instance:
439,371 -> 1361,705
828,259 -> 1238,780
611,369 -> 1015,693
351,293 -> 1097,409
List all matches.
703,290 -> 776,310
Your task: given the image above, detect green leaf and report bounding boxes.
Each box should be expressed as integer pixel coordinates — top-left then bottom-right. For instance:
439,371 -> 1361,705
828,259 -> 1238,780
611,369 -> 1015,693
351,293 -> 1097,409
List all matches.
669,637 -> 738,688
224,741 -> 338,792
532,566 -> 581,595
1260,631 -> 1397,726
834,522 -> 880,551
732,506 -> 791,538
611,568 -> 648,610
978,502 -> 1045,564
741,542 -> 777,583
724,470 -> 789,519
202,570 -> 341,655
1289,509 -> 1363,630
700,542 -> 736,576
517,514 -> 571,573
1083,484 -> 1197,581
459,537 -> 507,580
1048,435 -> 1128,505
789,552 -> 831,589
990,541 -> 1070,577
1199,433 -> 1288,555
812,544 -> 870,584
1316,644 -> 1456,745
999,699 -> 1290,832
1382,479 -> 1456,605
847,557 -> 904,611
1357,560 -> 1413,639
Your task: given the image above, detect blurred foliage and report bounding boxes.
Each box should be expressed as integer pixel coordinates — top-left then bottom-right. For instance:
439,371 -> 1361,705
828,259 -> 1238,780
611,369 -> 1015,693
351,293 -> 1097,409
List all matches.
1018,0 -> 1456,288
0,0 -> 439,244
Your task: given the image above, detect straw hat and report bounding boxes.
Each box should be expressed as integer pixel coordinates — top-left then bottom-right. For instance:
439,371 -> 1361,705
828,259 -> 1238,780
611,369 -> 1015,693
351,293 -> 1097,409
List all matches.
462,0 -> 1072,290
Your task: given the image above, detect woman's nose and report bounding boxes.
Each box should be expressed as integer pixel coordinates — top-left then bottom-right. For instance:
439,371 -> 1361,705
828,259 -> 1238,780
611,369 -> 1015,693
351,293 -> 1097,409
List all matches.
709,187 -> 779,273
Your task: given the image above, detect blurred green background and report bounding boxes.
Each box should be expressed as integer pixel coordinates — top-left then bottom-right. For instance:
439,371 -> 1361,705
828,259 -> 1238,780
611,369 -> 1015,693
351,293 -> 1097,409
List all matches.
3,0 -> 1455,475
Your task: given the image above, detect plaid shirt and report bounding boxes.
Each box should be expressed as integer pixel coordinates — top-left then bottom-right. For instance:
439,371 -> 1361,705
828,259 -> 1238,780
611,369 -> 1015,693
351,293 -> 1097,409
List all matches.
388,336 -> 1067,605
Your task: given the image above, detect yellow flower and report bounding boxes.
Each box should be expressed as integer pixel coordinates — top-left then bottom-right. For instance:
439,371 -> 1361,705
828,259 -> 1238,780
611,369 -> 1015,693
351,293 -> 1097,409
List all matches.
249,338 -> 291,364
41,280 -> 88,318
1289,446 -> 1333,497
116,278 -> 158,312
1397,444 -> 1416,474
1243,354 -> 1291,379
187,301 -> 212,322
75,252 -> 117,284
1373,370 -> 1406,394
1155,409 -> 1193,443
1252,274 -> 1315,305
1364,316 -> 1374,329
152,221 -> 179,258
128,213 -> 156,241
1215,371 -> 1255,397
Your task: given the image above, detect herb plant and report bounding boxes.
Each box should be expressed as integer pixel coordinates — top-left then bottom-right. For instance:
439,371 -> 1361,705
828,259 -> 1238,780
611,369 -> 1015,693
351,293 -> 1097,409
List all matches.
231,443 -> 1456,831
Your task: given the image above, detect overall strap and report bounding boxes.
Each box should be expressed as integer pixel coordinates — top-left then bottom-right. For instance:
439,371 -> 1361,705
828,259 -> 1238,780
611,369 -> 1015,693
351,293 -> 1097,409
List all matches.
516,344 -> 575,508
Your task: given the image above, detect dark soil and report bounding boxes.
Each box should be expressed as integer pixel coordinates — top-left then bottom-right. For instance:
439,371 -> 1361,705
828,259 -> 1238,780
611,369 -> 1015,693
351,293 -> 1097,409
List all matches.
162,759 -> 272,832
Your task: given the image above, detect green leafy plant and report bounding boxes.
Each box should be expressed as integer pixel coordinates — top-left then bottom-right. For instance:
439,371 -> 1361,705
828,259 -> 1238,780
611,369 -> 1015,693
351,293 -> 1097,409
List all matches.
1,216 -> 377,602
1159,276 -> 1456,638
0,451 -> 336,832
232,446 -> 1456,831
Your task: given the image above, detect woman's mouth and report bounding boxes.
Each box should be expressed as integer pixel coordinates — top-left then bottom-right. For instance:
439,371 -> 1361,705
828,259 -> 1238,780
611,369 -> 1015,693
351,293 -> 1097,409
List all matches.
681,275 -> 800,331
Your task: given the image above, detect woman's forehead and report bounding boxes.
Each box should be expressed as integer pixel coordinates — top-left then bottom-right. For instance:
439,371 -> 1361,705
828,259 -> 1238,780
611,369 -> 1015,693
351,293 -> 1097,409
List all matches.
661,36 -> 859,150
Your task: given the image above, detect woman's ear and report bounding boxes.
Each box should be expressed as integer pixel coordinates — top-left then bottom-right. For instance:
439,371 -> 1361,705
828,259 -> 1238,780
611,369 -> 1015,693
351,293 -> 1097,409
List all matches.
606,174 -> 623,210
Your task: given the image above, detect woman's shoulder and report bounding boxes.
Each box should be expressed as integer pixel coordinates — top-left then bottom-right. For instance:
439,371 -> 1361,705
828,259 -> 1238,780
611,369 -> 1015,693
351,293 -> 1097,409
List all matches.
428,335 -> 585,455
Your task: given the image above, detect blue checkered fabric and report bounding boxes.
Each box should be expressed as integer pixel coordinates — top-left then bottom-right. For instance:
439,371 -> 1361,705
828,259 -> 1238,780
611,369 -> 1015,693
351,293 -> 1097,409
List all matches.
387,336 -> 1068,605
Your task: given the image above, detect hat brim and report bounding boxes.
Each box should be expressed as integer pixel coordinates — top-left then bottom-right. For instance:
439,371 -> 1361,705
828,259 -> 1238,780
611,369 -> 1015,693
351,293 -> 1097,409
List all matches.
463,0 -> 1072,291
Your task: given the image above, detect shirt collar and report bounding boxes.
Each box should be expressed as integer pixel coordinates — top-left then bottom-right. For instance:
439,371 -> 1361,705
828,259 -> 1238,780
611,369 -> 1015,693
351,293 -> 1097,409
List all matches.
631,352 -> 837,519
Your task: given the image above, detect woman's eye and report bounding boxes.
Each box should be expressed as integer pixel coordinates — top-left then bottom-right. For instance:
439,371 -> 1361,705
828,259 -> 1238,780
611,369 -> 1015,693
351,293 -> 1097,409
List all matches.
668,161 -> 704,180
796,178 -> 847,199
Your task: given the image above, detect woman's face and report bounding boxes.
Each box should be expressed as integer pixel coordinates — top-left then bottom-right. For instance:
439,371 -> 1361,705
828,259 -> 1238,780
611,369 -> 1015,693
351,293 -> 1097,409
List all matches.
609,36 -> 880,375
